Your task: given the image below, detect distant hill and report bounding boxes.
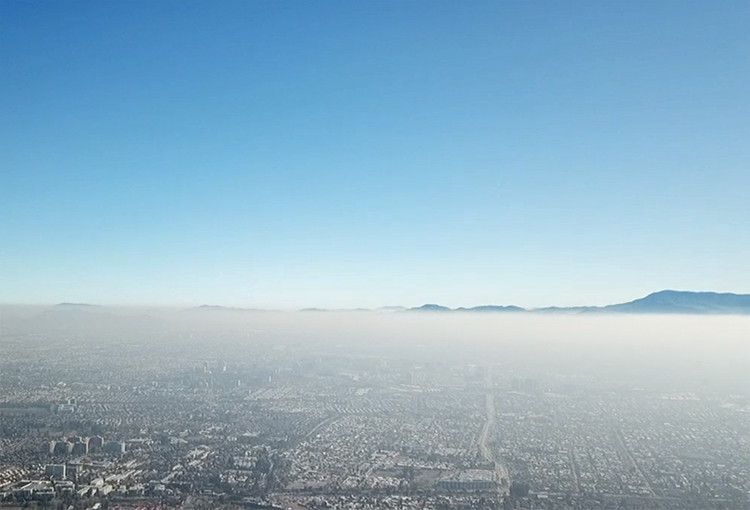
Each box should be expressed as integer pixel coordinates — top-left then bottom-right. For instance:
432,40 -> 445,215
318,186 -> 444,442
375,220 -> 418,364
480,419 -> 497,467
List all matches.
456,305 -> 525,313
377,306 -> 407,313
596,290 -> 750,314
531,306 -> 591,314
407,304 -> 452,312
192,305 -> 264,312
299,307 -> 377,312
55,302 -> 100,308
405,291 -> 750,315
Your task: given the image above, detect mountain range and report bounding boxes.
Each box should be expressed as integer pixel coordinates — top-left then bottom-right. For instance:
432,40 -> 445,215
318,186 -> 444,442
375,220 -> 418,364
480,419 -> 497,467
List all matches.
6,291 -> 747,320
405,291 -> 750,315
191,291 -> 750,315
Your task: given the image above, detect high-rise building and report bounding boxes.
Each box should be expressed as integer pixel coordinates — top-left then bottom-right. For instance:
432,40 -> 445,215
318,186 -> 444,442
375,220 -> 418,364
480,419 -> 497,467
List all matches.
51,441 -> 71,455
88,436 -> 104,450
104,441 -> 126,454
45,464 -> 66,479
71,440 -> 88,455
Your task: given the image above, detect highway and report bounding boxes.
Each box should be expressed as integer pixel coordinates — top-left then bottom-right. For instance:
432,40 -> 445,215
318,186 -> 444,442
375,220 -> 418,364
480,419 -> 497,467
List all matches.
479,365 -> 510,495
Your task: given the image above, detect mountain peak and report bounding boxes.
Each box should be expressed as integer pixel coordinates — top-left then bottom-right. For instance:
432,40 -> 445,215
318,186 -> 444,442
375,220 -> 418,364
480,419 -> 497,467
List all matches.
55,302 -> 99,308
456,305 -> 525,313
402,291 -> 750,315
602,290 -> 750,314
408,304 -> 452,312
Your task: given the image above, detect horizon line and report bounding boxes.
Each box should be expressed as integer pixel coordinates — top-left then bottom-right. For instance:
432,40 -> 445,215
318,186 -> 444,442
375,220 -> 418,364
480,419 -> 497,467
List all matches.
2,289 -> 749,312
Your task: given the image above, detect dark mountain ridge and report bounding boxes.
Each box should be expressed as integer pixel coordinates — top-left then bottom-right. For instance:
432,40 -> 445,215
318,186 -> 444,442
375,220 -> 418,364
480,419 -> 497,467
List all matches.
597,290 -> 750,314
407,304 -> 452,313
406,291 -> 750,315
455,305 -> 525,313
15,290 -> 750,317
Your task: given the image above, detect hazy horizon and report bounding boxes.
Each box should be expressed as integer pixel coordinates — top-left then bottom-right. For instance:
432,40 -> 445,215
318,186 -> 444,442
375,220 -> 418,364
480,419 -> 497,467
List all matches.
2,1 -> 749,308
2,288 -> 750,312
3,305 -> 748,396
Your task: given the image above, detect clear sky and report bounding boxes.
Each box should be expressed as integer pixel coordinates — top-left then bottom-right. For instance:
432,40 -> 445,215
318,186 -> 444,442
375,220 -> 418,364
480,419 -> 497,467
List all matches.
1,1 -> 748,309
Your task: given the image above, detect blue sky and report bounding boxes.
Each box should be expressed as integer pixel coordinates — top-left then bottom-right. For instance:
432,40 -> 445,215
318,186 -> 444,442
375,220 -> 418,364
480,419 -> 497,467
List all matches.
1,1 -> 748,308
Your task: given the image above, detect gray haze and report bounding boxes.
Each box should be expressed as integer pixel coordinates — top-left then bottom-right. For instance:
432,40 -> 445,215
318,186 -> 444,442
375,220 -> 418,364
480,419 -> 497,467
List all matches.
1,305 -> 748,509
3,305 -> 748,395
